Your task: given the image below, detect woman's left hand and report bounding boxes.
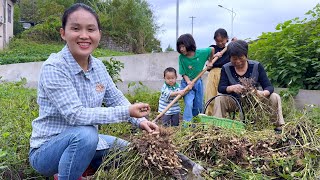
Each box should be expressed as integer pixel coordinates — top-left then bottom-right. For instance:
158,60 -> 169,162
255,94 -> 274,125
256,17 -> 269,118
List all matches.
139,120 -> 160,133
257,90 -> 269,97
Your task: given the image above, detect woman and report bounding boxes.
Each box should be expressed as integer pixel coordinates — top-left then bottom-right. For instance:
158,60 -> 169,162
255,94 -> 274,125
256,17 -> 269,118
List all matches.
213,40 -> 285,132
205,28 -> 231,115
29,3 -> 159,179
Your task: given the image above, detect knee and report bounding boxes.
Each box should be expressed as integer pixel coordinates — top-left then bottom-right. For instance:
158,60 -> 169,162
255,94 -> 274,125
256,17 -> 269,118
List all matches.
214,96 -> 223,104
72,126 -> 99,149
270,93 -> 281,103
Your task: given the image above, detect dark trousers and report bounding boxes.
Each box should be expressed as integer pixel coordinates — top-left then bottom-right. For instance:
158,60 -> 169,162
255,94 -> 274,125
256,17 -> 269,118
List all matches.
161,113 -> 180,127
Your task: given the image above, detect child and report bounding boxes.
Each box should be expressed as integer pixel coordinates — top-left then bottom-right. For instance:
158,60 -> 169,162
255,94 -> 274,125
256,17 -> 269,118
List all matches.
177,34 -> 215,122
205,28 -> 233,115
158,67 -> 185,126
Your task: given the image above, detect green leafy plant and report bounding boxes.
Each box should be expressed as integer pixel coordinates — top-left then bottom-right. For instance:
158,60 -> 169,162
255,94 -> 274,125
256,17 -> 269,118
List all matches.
102,57 -> 124,83
249,4 -> 320,90
0,79 -> 40,178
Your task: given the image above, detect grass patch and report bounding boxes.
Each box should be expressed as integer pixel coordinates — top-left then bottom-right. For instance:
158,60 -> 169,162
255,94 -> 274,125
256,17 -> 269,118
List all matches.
0,39 -> 131,65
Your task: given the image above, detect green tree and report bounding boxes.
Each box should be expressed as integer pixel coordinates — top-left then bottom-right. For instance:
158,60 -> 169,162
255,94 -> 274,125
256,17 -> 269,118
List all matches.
165,44 -> 174,52
17,0 -> 161,54
249,3 -> 320,90
19,0 -> 72,23
91,0 -> 161,53
13,4 -> 24,36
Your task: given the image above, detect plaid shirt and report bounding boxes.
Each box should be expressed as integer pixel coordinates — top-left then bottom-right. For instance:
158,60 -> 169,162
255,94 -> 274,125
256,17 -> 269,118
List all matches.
30,46 -> 144,150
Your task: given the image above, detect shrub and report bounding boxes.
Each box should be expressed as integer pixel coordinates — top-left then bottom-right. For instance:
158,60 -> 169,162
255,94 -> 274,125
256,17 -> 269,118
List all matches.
249,4 -> 320,90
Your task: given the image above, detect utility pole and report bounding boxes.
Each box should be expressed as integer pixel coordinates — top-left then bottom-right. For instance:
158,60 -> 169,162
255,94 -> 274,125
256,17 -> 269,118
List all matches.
189,16 -> 196,36
218,5 -> 236,39
176,0 -> 179,41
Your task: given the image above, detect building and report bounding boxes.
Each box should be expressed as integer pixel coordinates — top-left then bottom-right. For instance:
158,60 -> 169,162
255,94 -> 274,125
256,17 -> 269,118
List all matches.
0,0 -> 16,50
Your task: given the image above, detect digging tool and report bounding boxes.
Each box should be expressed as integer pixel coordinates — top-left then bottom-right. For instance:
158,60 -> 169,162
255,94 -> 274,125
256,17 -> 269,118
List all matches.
152,46 -> 228,123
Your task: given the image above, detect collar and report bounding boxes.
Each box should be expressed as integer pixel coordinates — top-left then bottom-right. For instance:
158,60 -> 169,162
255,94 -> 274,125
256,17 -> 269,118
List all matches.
165,82 -> 179,90
61,45 -> 94,75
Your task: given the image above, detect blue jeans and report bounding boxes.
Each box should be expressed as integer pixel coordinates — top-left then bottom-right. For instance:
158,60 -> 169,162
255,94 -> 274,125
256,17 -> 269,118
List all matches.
180,79 -> 203,121
29,126 -> 128,180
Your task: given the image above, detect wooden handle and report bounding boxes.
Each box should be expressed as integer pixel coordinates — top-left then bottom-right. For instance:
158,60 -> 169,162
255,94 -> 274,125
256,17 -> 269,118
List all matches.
152,47 -> 228,123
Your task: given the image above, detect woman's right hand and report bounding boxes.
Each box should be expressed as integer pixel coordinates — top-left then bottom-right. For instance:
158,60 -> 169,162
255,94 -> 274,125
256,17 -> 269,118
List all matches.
229,84 -> 244,94
129,103 -> 150,118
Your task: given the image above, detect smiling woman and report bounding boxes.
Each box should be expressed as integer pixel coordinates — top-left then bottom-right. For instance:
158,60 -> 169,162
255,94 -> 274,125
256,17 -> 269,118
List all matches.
28,3 -> 159,179
59,5 -> 101,69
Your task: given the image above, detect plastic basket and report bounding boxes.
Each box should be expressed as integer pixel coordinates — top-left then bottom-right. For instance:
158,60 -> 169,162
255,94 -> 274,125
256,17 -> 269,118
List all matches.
198,114 -> 245,131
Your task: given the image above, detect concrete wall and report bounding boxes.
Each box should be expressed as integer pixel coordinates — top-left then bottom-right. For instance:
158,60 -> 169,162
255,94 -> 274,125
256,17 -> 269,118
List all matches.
0,52 -> 319,109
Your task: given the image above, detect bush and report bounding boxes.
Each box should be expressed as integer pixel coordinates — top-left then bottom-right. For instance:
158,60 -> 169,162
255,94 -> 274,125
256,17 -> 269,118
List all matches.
249,4 -> 320,90
0,79 -> 40,178
21,16 -> 62,42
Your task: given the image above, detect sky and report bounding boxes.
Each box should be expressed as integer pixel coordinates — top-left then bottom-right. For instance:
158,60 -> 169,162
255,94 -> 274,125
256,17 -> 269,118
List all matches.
147,0 -> 319,51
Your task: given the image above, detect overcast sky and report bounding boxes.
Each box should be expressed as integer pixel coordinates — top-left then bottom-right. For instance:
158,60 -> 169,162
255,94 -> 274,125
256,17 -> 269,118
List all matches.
147,0 -> 319,51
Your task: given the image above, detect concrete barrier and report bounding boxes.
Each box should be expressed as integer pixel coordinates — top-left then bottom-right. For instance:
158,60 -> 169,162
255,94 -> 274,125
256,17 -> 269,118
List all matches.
0,52 -> 319,109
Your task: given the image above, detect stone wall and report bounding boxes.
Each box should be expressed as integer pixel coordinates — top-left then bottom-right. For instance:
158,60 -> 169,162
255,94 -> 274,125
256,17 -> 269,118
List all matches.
99,35 -> 132,52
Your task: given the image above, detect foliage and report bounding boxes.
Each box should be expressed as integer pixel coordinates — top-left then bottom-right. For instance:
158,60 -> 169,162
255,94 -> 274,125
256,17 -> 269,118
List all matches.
0,79 -> 40,178
0,39 -> 130,65
165,44 -> 174,52
16,0 -> 161,53
249,4 -> 320,90
125,82 -> 161,113
19,0 -> 72,23
21,15 -> 62,42
102,57 -> 124,84
13,4 -> 24,36
89,0 -> 161,53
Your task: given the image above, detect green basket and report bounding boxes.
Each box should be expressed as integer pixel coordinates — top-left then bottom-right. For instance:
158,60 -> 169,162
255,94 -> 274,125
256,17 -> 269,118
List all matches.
198,114 -> 245,131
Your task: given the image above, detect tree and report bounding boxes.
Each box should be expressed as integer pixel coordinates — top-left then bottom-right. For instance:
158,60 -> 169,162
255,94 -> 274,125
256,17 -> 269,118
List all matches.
165,44 -> 174,52
91,0 -> 161,53
17,0 -> 161,53
13,4 -> 24,36
249,3 -> 320,90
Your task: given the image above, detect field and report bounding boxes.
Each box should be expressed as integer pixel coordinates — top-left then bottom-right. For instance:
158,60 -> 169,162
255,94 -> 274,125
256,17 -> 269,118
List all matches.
0,80 -> 319,179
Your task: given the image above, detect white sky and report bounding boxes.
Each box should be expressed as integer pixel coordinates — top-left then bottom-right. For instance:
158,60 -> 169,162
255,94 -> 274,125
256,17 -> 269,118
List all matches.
147,0 -> 319,50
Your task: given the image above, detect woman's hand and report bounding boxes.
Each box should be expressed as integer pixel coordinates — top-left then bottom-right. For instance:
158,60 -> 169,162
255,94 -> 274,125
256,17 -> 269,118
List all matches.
257,90 -> 270,97
129,103 -> 150,118
229,84 -> 244,94
139,120 -> 160,133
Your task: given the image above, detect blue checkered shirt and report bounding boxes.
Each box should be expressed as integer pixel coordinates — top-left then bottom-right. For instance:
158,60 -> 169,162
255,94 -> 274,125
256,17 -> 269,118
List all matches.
30,46 -> 145,150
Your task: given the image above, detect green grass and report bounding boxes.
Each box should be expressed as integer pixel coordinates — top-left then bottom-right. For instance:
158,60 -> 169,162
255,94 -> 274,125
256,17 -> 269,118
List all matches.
0,79 -> 40,178
0,38 -> 131,65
